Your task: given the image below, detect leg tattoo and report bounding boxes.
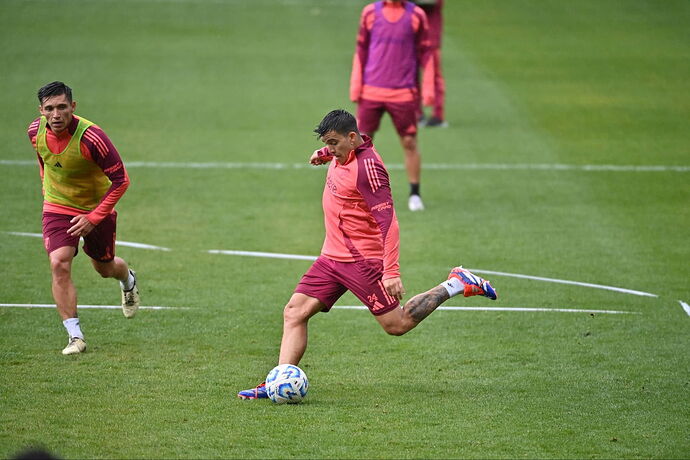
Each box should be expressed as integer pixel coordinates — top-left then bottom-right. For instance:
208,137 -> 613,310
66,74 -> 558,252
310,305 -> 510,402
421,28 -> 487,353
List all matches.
404,286 -> 451,323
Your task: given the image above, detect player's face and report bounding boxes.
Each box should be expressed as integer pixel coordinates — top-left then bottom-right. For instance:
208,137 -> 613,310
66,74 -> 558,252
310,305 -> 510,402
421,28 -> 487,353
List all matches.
39,94 -> 76,134
321,130 -> 357,164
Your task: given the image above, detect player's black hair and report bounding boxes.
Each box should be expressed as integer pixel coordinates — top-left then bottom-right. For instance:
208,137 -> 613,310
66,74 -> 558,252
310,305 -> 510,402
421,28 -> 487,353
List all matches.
37,81 -> 72,105
314,109 -> 360,138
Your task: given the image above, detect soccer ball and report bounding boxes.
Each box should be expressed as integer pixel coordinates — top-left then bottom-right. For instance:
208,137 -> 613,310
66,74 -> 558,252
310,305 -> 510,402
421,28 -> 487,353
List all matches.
265,364 -> 308,404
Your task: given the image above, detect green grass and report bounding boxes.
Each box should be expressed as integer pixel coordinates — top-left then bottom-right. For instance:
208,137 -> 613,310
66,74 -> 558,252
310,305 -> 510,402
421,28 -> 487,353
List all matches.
1,0 -> 689,458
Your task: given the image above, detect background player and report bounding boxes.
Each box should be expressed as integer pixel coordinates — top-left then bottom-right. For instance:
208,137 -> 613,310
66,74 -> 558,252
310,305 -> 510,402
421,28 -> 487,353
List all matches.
27,81 -> 140,355
237,109 -> 497,399
415,0 -> 447,127
350,0 -> 431,211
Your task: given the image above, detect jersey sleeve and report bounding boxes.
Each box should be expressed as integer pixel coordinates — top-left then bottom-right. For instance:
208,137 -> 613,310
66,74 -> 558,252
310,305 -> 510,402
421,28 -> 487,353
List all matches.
80,125 -> 130,225
350,5 -> 374,102
357,156 -> 400,279
414,6 -> 432,70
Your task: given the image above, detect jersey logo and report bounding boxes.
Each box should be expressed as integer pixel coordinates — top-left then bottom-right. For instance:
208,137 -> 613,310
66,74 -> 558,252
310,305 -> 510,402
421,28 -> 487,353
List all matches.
54,161 -> 62,168
368,293 -> 387,312
371,201 -> 392,213
326,176 -> 337,193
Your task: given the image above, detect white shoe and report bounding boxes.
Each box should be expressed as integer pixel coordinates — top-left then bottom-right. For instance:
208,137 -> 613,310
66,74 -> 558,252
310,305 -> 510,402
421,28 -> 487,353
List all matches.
62,337 -> 86,355
408,194 -> 425,211
121,270 -> 140,319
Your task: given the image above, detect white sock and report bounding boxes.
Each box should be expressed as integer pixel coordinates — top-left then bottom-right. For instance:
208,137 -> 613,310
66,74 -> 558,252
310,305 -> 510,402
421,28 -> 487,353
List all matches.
63,317 -> 84,340
120,270 -> 135,291
441,277 -> 464,298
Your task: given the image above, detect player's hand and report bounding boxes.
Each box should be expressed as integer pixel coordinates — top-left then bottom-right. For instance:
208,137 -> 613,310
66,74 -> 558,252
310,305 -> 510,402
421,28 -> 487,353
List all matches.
67,214 -> 95,237
309,150 -> 331,165
309,151 -> 324,165
383,277 -> 405,301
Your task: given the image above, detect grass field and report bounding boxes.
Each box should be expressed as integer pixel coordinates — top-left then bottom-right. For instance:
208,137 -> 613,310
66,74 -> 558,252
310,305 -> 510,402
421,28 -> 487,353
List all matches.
1,0 -> 689,458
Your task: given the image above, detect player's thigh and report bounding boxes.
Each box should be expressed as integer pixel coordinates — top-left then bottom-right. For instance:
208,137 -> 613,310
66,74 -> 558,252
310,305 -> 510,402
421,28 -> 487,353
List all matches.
42,212 -> 79,257
339,259 -> 399,316
83,212 -> 117,262
294,256 -> 348,313
357,99 -> 385,136
386,100 -> 418,138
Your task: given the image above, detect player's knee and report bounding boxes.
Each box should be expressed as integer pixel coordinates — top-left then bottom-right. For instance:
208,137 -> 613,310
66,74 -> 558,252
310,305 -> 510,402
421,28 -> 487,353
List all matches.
283,302 -> 310,325
93,263 -> 113,278
382,314 -> 418,336
382,320 -> 415,336
383,323 -> 408,336
401,136 -> 417,153
50,258 -> 71,279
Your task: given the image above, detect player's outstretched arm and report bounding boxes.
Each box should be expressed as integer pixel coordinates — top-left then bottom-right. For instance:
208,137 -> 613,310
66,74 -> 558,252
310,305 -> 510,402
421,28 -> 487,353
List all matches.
309,147 -> 333,165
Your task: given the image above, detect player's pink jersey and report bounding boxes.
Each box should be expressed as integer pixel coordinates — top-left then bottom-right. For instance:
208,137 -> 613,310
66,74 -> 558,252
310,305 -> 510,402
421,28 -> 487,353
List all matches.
27,115 -> 130,225
317,136 -> 400,280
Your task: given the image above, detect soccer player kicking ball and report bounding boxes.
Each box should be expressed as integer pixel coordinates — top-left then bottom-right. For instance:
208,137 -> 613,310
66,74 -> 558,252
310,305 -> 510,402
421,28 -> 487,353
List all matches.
27,81 -> 140,355
237,110 -> 496,399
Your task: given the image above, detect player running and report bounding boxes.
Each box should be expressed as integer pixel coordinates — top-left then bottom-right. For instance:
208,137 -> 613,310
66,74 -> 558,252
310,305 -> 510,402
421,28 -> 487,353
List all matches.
27,81 -> 140,355
237,109 -> 496,399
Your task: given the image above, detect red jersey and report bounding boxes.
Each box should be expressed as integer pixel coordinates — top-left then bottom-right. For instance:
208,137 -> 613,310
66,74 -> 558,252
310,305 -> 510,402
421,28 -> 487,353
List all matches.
316,136 -> 400,280
27,115 -> 130,225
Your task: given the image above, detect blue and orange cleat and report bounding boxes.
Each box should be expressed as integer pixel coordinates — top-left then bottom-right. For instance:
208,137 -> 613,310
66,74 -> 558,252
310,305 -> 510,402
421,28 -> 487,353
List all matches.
448,266 -> 498,300
237,381 -> 269,400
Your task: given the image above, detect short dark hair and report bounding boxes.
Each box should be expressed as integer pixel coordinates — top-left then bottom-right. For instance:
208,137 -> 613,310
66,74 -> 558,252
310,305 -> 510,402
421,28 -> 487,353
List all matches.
37,81 -> 72,105
314,109 -> 360,138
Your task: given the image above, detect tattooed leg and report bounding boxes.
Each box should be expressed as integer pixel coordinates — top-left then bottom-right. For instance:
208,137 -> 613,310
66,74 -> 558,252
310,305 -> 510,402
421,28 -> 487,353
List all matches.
403,285 -> 451,323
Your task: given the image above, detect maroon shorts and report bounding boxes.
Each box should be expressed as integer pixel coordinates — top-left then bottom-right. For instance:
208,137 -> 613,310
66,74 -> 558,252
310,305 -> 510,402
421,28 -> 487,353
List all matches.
294,256 -> 399,316
42,212 -> 117,262
357,98 -> 418,138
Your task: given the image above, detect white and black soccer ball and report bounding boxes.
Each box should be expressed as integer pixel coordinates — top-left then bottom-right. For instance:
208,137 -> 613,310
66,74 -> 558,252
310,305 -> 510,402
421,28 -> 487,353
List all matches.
265,364 -> 308,404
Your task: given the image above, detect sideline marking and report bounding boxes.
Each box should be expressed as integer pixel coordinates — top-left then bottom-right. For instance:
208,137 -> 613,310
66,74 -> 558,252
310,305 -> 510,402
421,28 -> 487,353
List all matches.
207,249 -> 317,261
333,306 -> 639,315
207,249 -> 659,298
679,301 -> 690,317
5,231 -> 171,251
2,159 -> 689,172
0,303 -> 635,315
0,303 -> 186,310
469,269 -> 657,298
5,232 -> 663,302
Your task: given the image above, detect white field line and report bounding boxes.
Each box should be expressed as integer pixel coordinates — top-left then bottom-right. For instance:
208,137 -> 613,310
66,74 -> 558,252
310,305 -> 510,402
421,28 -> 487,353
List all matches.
0,303 -> 186,310
333,305 -> 639,315
679,301 -> 690,317
5,231 -> 171,251
207,249 -> 659,298
2,159 -> 689,172
0,303 -> 635,315
5,232 -> 663,302
207,249 -> 317,261
468,269 -> 657,298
